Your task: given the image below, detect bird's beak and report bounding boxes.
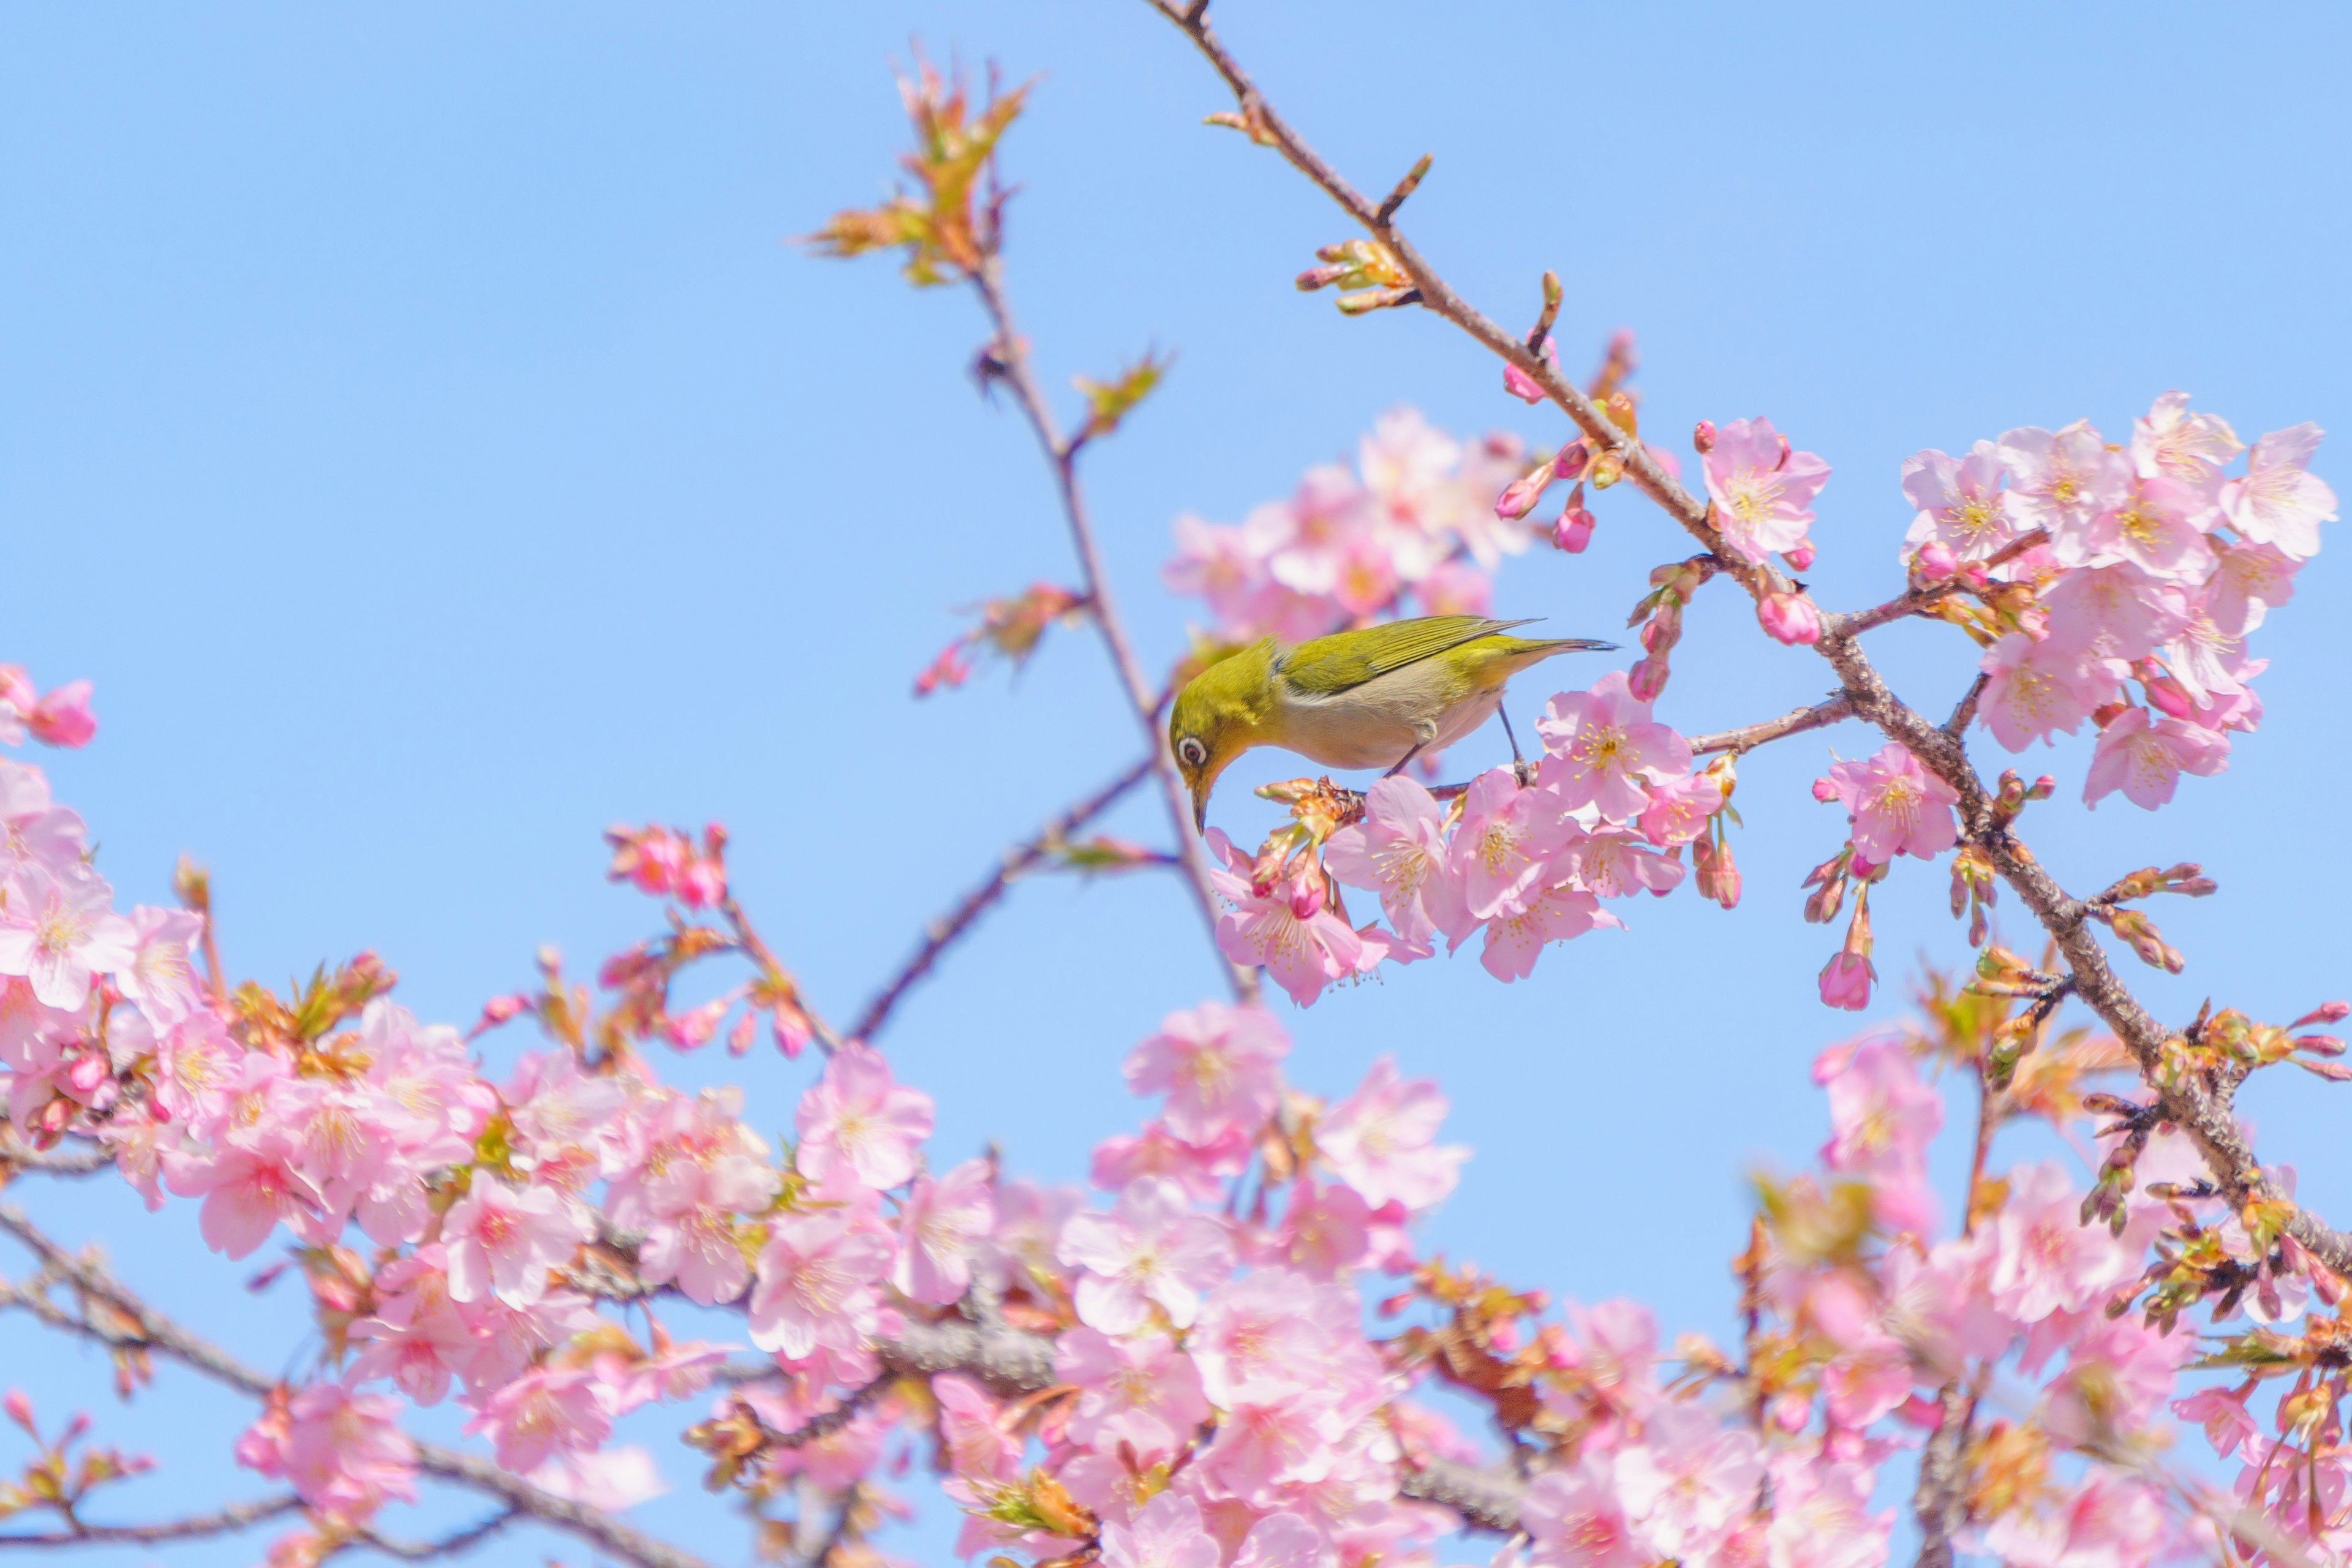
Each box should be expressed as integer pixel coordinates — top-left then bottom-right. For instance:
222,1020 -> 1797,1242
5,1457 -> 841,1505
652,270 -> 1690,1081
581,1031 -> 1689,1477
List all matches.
1192,788 -> 1208,835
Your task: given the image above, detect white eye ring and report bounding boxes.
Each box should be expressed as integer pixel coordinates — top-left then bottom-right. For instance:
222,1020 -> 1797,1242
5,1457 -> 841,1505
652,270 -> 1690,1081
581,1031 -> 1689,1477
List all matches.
1177,737 -> 1208,768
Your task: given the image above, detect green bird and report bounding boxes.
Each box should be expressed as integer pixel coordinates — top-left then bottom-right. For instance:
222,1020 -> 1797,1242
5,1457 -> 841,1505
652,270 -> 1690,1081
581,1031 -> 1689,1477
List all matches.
1167,615 -> 1618,832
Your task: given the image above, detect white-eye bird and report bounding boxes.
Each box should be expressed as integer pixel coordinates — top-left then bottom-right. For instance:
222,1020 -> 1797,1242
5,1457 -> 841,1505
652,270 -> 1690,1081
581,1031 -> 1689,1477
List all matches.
1167,614 -> 1616,831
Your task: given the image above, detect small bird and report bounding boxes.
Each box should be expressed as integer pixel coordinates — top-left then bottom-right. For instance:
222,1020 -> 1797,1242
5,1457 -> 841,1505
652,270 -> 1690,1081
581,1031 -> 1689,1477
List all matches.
1168,614 -> 1617,832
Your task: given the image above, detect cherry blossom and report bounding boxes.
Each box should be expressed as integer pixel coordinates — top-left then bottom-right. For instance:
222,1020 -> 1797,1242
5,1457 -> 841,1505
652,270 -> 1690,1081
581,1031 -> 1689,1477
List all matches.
1537,672 -> 1692,823
2083,707 -> 2229,810
1123,1003 -> 1289,1145
1313,1058 -> 1465,1211
794,1041 -> 935,1190
1057,1175 -> 1235,1333
1818,744 -> 1958,866
1702,417 -> 1831,564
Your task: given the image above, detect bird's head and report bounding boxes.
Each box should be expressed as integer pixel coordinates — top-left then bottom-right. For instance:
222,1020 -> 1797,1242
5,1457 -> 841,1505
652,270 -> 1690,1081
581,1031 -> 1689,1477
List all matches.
1168,638 -> 1278,833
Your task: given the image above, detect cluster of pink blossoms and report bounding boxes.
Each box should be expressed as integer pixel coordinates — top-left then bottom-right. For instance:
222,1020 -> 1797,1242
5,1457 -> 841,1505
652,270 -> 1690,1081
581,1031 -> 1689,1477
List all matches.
1204,670 -> 1718,1003
1161,409 -> 1539,644
1897,396 -> 2329,804
3,684 -> 2349,1567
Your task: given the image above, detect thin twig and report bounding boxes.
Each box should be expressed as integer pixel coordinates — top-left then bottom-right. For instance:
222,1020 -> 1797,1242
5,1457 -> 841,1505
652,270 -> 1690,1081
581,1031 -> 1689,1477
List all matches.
351,1506 -> 521,1561
1686,696 -> 1856,757
1142,0 -> 2352,1284
964,257 -> 1253,1002
850,756 -> 1155,1041
0,1493 -> 300,1548
1942,673 -> 1990,739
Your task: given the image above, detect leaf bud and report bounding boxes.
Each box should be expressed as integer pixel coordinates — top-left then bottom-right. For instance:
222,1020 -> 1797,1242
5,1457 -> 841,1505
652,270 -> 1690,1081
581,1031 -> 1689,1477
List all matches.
1588,449 -> 1626,490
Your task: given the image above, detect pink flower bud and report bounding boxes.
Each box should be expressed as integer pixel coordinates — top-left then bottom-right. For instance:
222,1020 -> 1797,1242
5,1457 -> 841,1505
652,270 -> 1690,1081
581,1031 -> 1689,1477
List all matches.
1289,877 -> 1326,920
28,680 -> 95,748
675,857 -> 727,910
1552,504 -> 1596,553
1818,949 -> 1873,1011
1692,419 -> 1717,454
3,1390 -> 31,1431
1781,544 -> 1815,573
2294,1001 -> 2351,1028
1756,591 -> 1821,646
1628,652 -> 1670,702
2141,668 -> 2195,720
1493,461 -> 1556,521
1811,777 -> 1838,804
1915,540 -> 1958,580
1502,362 -> 1545,404
1554,441 -> 1591,482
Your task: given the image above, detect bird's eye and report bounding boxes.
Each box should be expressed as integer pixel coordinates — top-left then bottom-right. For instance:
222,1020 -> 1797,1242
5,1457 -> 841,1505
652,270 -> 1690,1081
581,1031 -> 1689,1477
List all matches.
1177,736 -> 1208,769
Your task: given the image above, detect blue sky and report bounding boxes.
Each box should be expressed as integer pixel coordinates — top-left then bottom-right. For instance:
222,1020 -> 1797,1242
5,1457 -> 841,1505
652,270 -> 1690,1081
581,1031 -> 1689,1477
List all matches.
5,2 -> 2351,1562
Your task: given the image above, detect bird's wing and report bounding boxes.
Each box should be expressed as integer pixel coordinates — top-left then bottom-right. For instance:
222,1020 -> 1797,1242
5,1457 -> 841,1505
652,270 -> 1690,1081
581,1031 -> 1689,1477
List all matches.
1276,616 -> 1540,698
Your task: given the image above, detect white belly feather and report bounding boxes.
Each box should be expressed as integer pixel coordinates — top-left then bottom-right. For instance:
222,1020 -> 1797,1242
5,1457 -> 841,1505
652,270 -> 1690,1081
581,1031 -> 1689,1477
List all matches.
1270,660 -> 1503,771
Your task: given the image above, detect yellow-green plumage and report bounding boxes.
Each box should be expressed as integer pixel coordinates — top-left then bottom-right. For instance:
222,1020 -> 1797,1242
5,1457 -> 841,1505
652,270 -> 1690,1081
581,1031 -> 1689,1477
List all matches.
1167,615 -> 1615,831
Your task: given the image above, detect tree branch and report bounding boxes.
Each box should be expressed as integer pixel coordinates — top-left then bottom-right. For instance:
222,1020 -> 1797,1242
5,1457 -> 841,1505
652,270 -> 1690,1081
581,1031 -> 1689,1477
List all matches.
1144,0 -> 2352,1285
1685,696 -> 1856,758
851,755 -> 1156,1041
0,1207 -> 717,1568
0,1493 -> 300,1548
965,259 -> 1253,1003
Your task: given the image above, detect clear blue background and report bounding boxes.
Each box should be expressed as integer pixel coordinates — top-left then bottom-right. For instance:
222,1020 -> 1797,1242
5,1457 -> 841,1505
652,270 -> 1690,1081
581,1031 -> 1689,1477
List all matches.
4,2 -> 2350,1561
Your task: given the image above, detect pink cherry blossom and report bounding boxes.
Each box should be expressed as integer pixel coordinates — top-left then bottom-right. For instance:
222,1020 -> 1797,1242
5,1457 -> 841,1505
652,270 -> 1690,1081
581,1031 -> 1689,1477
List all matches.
1817,1038 -> 1942,1187
1446,771 -> 1579,922
164,1132 -> 322,1260
1819,744 -> 1958,865
1054,1326 -> 1211,1460
1901,441 -> 2022,564
1057,1176 -> 1234,1333
1089,1120 -> 1248,1204
1976,631 -> 2110,752
2131,390 -> 2242,494
116,905 -> 206,1028
26,681 -> 96,749
1202,829 -> 1381,1006
1123,1003 -> 1289,1145
1702,417 -> 1831,565
461,1366 -> 611,1474
2082,707 -> 2228,810
794,1041 -> 934,1190
635,1145 -> 779,1306
0,862 -> 135,1012
1564,829 -> 1684,899
238,1381 -> 417,1525
1525,1458 -> 1651,1568
2040,564 -> 2188,662
1537,672 -> 1692,823
1634,769 -> 1723,848
2223,423 -> 2335,559
1999,420 -> 2128,543
1314,1058 -> 1466,1211
747,1210 -> 894,1361
440,1174 -> 594,1308
894,1156 -> 995,1305
1324,777 -> 1453,957
2065,473 -> 2216,582
1989,1161 -> 2137,1323
2204,541 -> 2300,635
1099,1490 -> 1221,1568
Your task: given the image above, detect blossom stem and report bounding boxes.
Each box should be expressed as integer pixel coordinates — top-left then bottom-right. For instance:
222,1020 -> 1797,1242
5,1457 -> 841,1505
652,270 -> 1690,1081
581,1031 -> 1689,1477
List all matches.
850,755 -> 1156,1042
963,257 -> 1254,1003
